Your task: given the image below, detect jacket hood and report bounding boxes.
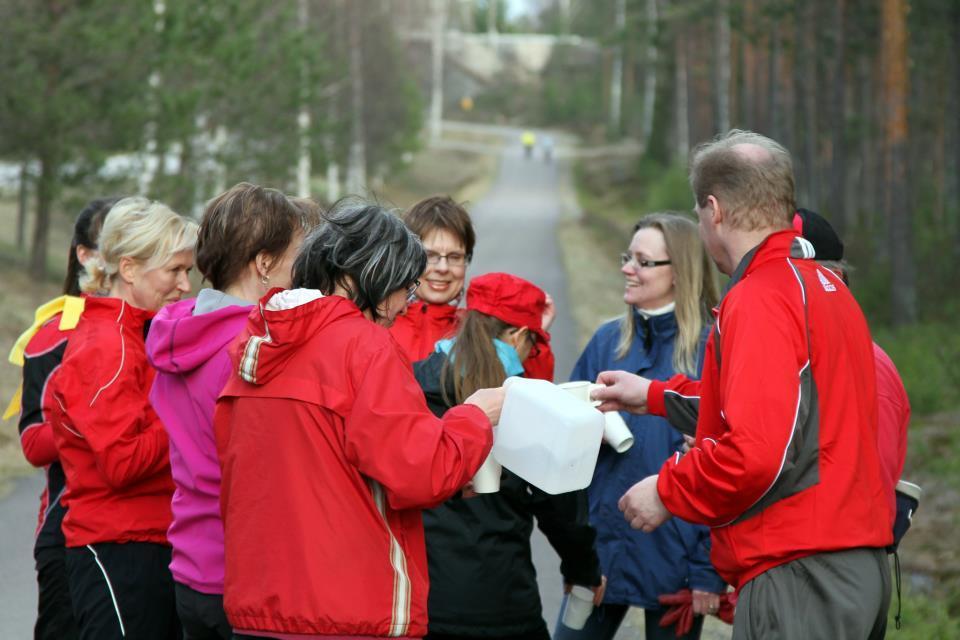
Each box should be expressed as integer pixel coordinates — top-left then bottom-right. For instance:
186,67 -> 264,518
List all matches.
238,288 -> 364,386
147,297 -> 253,375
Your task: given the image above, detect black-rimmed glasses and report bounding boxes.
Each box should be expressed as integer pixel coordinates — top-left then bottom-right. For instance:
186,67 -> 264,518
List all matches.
620,253 -> 672,269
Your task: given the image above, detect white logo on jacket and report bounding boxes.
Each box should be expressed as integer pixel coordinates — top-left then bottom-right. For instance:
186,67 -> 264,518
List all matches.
817,269 -> 837,292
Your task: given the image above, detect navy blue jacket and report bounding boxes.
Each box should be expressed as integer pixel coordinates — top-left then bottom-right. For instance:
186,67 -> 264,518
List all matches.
571,309 -> 725,608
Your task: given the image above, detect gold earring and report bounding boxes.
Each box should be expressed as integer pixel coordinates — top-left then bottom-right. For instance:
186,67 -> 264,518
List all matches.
260,274 -> 270,285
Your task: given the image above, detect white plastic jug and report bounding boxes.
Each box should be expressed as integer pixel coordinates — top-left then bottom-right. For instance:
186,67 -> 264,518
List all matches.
492,377 -> 605,495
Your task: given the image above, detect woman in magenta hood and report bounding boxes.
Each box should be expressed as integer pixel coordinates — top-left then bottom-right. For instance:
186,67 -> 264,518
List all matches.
146,183 -> 319,639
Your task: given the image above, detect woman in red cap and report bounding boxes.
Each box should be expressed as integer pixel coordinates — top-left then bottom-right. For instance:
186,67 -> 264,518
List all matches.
390,196 -> 558,380
412,272 -> 604,640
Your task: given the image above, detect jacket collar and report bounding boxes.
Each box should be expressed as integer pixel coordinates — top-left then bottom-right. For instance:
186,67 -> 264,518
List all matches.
410,299 -> 461,320
82,296 -> 156,331
722,229 -> 815,298
613,307 -> 678,373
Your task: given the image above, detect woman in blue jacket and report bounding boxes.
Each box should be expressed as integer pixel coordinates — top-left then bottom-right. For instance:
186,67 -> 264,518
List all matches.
554,213 -> 724,640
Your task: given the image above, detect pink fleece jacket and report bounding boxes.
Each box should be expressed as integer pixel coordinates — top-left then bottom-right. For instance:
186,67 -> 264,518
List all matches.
146,292 -> 252,594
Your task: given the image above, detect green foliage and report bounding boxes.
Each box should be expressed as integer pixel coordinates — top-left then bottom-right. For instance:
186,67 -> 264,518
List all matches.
888,585 -> 960,640
872,323 -> 960,416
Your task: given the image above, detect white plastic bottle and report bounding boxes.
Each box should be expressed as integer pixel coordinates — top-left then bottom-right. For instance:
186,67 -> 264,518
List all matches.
492,377 -> 605,494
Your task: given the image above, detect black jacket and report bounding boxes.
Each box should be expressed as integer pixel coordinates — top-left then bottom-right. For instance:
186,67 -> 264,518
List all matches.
413,352 -> 602,637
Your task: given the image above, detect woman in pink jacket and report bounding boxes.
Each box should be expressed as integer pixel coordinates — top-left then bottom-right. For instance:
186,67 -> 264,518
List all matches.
146,183 -> 320,639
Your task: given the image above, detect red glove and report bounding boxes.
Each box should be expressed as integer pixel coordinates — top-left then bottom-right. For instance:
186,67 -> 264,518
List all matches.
658,589 -> 737,637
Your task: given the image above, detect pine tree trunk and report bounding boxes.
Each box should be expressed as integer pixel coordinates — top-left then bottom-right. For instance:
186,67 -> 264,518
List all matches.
675,33 -> 689,162
30,151 -> 56,278
16,162 -> 29,251
639,0 -> 658,151
829,0 -> 848,237
768,17 -> 781,141
882,0 -> 915,325
951,2 -> 960,257
714,0 -> 731,134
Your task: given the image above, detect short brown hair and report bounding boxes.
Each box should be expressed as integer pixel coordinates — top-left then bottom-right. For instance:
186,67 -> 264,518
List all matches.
287,196 -> 324,229
402,195 -> 476,260
196,182 -> 310,290
689,130 -> 796,231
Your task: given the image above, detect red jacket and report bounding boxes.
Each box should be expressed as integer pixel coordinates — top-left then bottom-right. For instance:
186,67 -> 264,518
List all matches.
874,342 -> 910,521
51,297 -> 174,547
390,299 -> 556,381
648,231 -> 891,588
215,289 -> 493,637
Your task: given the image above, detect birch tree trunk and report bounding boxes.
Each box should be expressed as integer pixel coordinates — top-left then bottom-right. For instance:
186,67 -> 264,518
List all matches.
609,0 -> 626,136
296,0 -> 311,198
347,2 -> 367,195
429,0 -> 446,142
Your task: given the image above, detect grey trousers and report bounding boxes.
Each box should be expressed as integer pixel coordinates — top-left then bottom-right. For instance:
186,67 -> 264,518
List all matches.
732,548 -> 891,640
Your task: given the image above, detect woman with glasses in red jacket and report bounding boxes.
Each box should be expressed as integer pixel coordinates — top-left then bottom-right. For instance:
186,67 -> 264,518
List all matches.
390,196 -> 557,380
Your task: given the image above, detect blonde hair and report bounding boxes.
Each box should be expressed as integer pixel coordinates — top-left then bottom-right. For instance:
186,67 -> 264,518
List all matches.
617,213 -> 720,375
81,197 -> 198,294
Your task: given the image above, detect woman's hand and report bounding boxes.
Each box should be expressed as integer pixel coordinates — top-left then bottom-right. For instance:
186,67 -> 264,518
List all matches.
541,293 -> 557,332
464,386 -> 506,425
691,589 -> 721,616
563,576 -> 607,606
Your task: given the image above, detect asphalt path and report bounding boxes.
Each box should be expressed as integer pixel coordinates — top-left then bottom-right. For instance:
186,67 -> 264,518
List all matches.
0,471 -> 43,635
0,128 -> 578,637
467,134 -> 579,634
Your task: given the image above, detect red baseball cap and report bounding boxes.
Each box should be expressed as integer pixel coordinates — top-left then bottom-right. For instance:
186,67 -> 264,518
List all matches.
466,272 -> 549,346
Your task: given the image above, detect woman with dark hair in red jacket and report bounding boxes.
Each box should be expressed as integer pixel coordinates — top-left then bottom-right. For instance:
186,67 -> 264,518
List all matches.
51,197 -> 198,640
390,195 -> 557,380
6,197 -> 117,640
216,199 -> 501,639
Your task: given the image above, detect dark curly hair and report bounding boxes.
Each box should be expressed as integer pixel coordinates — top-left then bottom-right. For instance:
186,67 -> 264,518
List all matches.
292,199 -> 425,321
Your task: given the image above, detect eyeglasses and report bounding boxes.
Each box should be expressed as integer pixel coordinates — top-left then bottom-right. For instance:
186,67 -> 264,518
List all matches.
620,253 -> 672,269
425,251 -> 468,267
406,280 -> 421,298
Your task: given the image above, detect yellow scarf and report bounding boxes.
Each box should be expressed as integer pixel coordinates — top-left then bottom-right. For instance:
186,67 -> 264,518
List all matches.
3,295 -> 85,420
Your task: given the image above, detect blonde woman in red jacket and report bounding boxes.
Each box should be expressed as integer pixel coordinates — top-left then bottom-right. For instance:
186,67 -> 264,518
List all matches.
51,197 -> 198,640
216,200 -> 502,639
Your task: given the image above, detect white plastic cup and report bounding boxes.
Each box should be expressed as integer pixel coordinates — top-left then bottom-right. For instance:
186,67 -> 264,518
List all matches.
561,585 -> 595,630
471,453 -> 502,493
603,411 -> 634,453
558,381 -> 602,407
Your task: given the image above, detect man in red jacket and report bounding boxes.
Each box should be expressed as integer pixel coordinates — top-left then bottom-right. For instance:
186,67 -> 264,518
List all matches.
594,130 -> 892,639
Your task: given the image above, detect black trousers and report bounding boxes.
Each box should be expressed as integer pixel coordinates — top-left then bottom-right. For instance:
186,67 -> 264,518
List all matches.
176,582 -> 231,640
64,542 -> 182,640
35,545 -> 79,640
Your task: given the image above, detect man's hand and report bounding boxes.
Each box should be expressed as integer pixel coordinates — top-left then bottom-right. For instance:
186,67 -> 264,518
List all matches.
618,474 -> 671,533
541,293 -> 557,332
592,371 -> 651,414
691,590 -> 721,616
